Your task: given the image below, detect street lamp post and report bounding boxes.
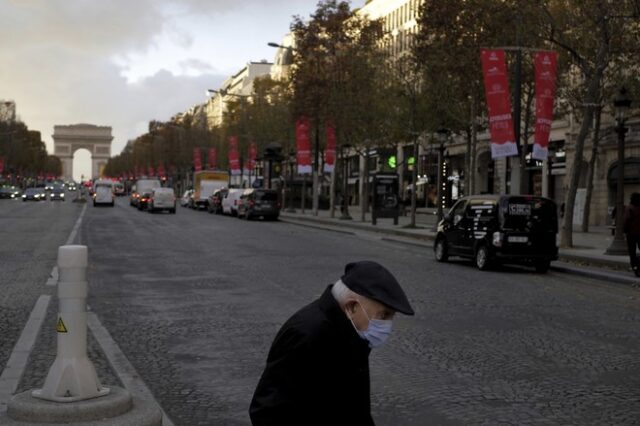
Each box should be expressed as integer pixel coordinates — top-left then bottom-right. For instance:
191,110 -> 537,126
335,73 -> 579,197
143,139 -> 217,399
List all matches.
432,127 -> 450,231
605,87 -> 632,255
340,144 -> 352,220
207,88 -> 251,187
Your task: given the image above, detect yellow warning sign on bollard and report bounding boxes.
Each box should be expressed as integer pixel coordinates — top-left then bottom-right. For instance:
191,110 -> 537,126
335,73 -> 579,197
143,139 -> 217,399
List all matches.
56,317 -> 68,333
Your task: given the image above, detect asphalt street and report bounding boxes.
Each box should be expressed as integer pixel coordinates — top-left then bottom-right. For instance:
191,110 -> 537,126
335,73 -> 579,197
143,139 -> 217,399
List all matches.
1,196 -> 640,425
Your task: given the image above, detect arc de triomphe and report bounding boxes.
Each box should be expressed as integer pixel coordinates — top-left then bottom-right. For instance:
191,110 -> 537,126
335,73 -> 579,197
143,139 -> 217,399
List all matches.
53,124 -> 113,181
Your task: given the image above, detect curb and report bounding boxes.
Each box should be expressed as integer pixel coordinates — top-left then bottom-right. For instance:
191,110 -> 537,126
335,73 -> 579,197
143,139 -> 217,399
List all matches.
280,215 -> 640,288
279,214 -> 435,242
551,263 -> 640,287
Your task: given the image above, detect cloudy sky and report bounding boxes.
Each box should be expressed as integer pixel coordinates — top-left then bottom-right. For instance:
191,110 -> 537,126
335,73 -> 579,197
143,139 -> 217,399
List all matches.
0,0 -> 362,180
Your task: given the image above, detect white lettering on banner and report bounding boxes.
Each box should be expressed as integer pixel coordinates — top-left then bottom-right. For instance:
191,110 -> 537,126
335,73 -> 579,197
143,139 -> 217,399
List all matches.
489,114 -> 512,122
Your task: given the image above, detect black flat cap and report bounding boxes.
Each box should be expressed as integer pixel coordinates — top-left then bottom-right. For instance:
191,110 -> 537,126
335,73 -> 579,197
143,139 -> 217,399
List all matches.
341,261 -> 414,315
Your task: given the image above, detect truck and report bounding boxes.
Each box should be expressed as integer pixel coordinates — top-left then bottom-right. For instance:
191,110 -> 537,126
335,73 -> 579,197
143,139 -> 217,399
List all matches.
191,171 -> 228,210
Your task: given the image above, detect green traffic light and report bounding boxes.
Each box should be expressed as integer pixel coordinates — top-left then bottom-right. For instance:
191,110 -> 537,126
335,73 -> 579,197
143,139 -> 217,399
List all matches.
388,155 -> 396,168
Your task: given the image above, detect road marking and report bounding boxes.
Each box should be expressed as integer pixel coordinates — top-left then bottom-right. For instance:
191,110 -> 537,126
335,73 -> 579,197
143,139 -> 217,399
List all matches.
0,295 -> 51,410
66,203 -> 87,245
45,266 -> 58,286
87,311 -> 174,426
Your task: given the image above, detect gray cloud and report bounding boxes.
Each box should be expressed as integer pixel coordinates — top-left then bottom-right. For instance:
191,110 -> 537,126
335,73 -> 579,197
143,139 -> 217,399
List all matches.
0,0 -> 323,180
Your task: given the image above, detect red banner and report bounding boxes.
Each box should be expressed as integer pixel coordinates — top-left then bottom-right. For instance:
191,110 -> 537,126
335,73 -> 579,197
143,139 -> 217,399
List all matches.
247,142 -> 257,171
532,51 -> 558,160
480,49 -> 518,159
148,166 -> 155,177
208,148 -> 217,170
296,117 -> 312,174
193,148 -> 202,172
228,136 -> 241,176
157,164 -> 166,178
324,122 -> 336,173
0,156 -> 4,175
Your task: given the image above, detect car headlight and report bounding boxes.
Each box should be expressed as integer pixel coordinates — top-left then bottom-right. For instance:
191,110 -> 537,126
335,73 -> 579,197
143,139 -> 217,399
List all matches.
22,194 -> 26,198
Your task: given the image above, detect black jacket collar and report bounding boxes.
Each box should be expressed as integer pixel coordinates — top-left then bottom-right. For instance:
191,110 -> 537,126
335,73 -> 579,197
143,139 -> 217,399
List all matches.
319,285 -> 370,353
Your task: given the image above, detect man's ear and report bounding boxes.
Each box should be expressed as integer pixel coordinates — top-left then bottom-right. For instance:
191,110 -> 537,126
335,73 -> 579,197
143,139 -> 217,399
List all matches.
345,300 -> 358,314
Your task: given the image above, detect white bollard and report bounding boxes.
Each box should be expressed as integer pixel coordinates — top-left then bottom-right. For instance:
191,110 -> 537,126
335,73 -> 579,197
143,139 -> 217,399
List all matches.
32,245 -> 110,402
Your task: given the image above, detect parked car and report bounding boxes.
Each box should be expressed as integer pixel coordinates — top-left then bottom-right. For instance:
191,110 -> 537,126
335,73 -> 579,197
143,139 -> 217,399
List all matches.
148,188 -> 176,214
237,188 -> 280,220
22,187 -> 46,201
221,189 -> 244,216
434,195 -> 558,273
137,192 -> 152,211
207,188 -> 228,214
0,186 -> 21,199
93,180 -> 115,207
50,187 -> 66,201
180,190 -> 194,207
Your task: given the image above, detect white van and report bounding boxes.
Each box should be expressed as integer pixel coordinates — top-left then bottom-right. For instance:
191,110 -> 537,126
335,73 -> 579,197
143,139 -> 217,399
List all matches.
149,188 -> 176,214
93,180 -> 114,207
222,188 -> 243,216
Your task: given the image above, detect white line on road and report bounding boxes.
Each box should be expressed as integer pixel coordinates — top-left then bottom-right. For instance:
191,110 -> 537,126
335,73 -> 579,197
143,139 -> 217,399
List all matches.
66,203 -> 87,245
0,295 -> 51,410
87,311 -> 174,426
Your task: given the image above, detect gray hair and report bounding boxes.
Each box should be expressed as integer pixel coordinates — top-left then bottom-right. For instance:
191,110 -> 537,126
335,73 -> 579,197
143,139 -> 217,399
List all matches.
331,279 -> 360,308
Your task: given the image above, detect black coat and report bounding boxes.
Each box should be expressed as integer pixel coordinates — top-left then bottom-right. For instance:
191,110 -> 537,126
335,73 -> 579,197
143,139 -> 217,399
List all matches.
250,285 -> 374,426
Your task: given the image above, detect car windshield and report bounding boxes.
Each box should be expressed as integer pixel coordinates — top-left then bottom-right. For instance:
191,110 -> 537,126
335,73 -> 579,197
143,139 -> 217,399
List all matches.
52,189 -> 64,194
501,197 -> 558,232
25,188 -> 40,195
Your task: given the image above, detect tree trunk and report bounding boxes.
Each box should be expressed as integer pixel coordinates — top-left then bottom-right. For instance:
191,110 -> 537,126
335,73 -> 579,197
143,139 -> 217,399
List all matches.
410,137 -> 418,227
360,151 -> 369,222
465,98 -> 472,197
581,105 -> 602,232
470,95 -> 478,195
329,169 -> 336,218
520,86 -> 535,195
465,128 -> 472,197
560,73 -> 601,248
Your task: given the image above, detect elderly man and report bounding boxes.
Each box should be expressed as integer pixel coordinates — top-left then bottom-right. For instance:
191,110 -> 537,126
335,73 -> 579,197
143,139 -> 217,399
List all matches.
249,261 -> 414,426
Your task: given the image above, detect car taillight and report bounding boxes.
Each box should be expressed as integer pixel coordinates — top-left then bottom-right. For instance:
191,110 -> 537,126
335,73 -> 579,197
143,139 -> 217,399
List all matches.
249,200 -> 255,208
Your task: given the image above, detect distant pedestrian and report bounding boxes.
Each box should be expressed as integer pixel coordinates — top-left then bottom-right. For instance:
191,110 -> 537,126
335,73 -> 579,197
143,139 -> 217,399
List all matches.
249,261 -> 414,426
623,192 -> 640,277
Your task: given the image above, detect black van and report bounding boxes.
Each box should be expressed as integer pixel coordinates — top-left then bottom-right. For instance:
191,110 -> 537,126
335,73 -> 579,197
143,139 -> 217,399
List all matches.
434,195 -> 558,272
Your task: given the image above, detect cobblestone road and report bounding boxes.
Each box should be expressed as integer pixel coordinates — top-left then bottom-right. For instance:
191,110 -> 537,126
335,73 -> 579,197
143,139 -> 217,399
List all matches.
3,197 -> 640,425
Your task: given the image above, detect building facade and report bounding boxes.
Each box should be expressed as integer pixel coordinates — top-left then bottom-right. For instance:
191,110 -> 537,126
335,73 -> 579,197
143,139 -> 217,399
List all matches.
205,61 -> 273,128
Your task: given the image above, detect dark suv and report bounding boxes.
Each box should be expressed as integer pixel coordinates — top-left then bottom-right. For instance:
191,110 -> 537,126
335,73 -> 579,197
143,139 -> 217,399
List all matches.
237,189 -> 280,221
434,195 -> 558,273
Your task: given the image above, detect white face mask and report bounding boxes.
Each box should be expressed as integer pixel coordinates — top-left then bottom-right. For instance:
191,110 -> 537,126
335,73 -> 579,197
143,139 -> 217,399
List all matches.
348,301 -> 393,349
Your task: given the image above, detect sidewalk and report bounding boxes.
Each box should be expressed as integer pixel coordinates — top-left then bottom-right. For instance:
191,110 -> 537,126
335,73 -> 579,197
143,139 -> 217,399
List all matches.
279,206 -> 640,287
